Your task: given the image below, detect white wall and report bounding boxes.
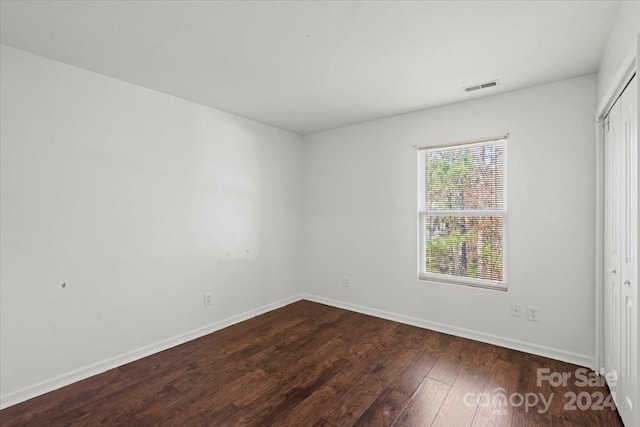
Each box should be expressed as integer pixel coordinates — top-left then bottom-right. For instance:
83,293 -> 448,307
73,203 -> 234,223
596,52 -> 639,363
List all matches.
0,31 -> 612,408
0,45 -> 303,405
302,75 -> 598,365
597,0 -> 640,103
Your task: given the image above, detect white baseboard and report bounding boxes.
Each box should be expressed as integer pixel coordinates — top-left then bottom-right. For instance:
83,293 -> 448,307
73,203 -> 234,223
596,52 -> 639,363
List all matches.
2,292 -> 596,410
0,294 -> 303,410
302,294 -> 596,369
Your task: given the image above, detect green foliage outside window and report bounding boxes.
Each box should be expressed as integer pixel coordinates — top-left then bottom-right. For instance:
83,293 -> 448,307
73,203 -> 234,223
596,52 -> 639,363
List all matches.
424,144 -> 504,282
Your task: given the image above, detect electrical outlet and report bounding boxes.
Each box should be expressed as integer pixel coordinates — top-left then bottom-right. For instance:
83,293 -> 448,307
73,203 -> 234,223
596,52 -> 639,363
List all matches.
527,305 -> 540,322
204,293 -> 212,306
511,303 -> 522,317
343,276 -> 350,287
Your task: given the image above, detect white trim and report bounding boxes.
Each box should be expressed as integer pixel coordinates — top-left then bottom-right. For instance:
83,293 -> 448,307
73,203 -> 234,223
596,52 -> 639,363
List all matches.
0,294 -> 303,410
597,38 -> 638,120
595,116 -> 605,373
418,139 -> 507,290
2,292 -> 596,410
303,294 -> 595,369
418,272 -> 506,291
594,36 -> 638,374
415,133 -> 509,151
417,150 -> 427,275
503,139 -> 509,288
423,209 -> 506,217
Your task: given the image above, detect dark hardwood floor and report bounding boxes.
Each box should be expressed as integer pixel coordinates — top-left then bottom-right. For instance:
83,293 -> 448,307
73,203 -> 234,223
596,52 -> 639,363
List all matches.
0,300 -> 624,426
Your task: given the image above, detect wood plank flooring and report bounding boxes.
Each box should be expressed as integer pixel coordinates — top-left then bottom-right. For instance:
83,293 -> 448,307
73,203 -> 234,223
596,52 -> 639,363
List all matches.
0,300 -> 624,426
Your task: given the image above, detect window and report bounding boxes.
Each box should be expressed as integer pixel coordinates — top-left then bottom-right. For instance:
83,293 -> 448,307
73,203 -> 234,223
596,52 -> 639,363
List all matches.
418,136 -> 507,290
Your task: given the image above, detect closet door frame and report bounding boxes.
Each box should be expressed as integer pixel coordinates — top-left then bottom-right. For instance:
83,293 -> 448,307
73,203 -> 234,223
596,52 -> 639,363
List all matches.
595,36 -> 638,376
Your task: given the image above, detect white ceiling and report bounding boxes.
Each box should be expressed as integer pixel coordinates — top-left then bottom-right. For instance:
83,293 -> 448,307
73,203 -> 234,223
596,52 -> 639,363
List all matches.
0,1 -> 621,135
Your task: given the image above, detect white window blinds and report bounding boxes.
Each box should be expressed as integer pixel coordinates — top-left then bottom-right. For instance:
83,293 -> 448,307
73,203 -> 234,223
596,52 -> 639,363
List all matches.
418,136 -> 507,289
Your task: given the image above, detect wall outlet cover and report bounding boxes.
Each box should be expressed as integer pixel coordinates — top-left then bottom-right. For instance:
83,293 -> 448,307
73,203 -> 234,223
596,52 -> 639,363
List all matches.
511,303 -> 522,317
527,305 -> 540,322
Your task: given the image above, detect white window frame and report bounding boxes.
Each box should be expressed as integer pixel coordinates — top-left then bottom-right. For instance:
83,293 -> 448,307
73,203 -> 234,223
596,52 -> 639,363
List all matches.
417,136 -> 508,291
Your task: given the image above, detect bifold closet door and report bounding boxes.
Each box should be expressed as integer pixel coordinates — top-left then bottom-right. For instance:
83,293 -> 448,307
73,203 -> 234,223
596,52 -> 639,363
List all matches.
618,75 -> 637,427
604,74 -> 637,427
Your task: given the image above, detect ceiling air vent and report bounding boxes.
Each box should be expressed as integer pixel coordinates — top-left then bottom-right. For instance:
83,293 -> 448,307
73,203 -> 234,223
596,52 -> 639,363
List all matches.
464,79 -> 500,92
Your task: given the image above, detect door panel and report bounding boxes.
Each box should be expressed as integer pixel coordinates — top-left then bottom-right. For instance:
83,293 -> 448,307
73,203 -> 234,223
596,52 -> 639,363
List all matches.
604,75 -> 637,427
604,96 -> 621,403
618,75 -> 637,427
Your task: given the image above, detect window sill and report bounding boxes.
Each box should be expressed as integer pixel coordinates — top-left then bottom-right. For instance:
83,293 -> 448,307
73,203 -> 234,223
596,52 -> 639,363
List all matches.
418,273 -> 507,291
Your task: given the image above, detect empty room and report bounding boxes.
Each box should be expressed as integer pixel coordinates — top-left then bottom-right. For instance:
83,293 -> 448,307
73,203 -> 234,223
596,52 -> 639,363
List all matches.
0,1 -> 638,426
